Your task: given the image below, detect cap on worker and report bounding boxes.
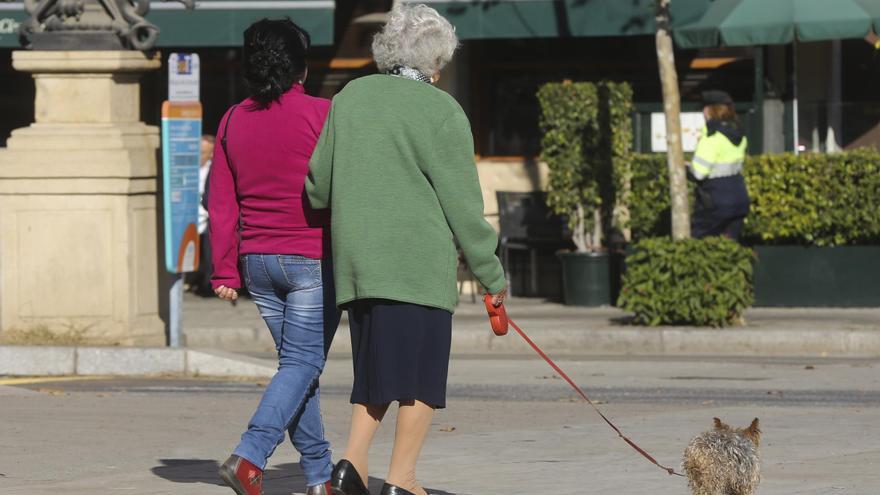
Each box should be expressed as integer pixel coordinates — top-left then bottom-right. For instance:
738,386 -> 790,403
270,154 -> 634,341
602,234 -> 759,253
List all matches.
701,90 -> 733,105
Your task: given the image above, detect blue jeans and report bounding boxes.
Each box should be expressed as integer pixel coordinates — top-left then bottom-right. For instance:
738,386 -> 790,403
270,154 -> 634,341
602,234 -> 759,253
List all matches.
233,254 -> 340,486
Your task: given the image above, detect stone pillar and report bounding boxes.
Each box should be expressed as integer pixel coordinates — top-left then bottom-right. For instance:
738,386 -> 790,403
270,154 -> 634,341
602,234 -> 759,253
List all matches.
0,51 -> 165,345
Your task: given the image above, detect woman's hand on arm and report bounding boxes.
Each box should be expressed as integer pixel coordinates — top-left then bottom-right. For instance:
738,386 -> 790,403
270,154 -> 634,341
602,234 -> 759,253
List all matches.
305,101 -> 336,210
214,285 -> 239,301
489,285 -> 508,307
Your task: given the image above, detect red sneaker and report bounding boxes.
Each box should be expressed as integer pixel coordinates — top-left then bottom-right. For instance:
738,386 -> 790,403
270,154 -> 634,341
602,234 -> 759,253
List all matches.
219,455 -> 263,495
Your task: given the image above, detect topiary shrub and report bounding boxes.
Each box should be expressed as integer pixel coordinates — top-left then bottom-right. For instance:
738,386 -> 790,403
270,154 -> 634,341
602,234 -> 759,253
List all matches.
537,80 -> 634,252
537,81 -> 601,252
618,237 -> 755,326
598,82 -> 634,241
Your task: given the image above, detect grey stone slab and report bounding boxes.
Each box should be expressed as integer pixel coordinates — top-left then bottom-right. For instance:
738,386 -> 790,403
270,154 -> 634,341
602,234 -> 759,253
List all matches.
846,330 -> 880,356
185,349 -> 276,378
0,346 -> 75,376
75,347 -> 185,375
658,329 -> 880,357
183,326 -> 275,352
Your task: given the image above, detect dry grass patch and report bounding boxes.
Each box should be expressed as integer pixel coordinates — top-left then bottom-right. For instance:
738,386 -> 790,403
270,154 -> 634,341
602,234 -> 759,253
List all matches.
0,324 -> 92,346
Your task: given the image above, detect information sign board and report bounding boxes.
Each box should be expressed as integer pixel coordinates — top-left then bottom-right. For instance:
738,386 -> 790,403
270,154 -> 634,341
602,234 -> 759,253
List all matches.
651,112 -> 705,152
168,53 -> 200,102
161,101 -> 202,273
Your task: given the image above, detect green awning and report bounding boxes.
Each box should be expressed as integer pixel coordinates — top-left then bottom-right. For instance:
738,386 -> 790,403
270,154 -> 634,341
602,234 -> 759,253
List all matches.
674,0 -> 880,48
403,0 -> 711,39
0,4 -> 24,47
0,0 -> 334,48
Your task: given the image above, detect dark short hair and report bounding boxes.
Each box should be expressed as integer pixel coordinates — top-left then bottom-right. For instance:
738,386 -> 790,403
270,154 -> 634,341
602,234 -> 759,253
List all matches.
242,18 -> 311,108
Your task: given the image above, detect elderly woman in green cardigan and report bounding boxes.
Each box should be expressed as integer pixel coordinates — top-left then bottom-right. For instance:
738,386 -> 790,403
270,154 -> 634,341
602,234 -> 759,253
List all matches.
306,5 -> 506,495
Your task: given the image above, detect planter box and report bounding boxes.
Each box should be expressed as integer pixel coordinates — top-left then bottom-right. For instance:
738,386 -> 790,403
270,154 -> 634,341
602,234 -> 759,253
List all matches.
559,252 -> 621,307
753,245 -> 880,307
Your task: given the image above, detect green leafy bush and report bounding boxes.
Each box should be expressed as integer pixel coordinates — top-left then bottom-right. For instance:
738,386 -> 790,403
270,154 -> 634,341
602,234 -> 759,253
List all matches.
626,149 -> 880,246
537,81 -> 633,252
744,149 -> 880,246
618,237 -> 755,326
628,153 -> 672,239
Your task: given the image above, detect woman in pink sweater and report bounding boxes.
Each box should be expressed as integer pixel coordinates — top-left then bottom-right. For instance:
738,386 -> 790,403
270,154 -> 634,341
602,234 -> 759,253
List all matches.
209,19 -> 338,495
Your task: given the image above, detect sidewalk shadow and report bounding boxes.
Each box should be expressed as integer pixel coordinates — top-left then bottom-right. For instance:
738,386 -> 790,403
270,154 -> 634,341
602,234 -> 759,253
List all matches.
151,459 -> 304,495
366,477 -> 461,495
151,459 -> 463,495
609,314 -> 637,326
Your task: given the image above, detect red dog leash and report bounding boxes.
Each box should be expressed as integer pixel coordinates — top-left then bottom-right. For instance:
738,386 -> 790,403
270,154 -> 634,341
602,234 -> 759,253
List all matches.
484,295 -> 685,477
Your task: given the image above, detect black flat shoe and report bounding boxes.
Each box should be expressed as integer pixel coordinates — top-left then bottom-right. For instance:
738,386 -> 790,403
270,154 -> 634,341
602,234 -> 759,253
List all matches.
379,483 -> 417,495
330,459 -> 370,495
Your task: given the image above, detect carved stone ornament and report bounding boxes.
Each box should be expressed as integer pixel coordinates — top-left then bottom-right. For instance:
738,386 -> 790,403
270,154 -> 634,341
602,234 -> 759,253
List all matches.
19,0 -> 194,51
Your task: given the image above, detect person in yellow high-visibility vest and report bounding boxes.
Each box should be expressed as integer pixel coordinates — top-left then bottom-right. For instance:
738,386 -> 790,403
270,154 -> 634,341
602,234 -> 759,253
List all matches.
688,90 -> 751,241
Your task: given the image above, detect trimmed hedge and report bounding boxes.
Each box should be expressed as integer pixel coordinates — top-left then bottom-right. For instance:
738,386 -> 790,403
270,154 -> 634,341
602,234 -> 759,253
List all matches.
744,149 -> 880,246
618,237 -> 755,326
629,153 -> 672,239
626,149 -> 880,246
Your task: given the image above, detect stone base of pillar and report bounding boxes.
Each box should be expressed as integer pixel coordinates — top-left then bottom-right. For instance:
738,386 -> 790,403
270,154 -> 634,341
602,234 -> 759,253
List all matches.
0,51 -> 165,346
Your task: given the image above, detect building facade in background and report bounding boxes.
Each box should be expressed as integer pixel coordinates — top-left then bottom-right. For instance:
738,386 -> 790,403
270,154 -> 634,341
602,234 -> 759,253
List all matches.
2,0 -> 879,186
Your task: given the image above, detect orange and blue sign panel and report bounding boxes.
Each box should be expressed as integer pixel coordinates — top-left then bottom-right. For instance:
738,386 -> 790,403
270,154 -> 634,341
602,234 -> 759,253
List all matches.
161,100 -> 202,273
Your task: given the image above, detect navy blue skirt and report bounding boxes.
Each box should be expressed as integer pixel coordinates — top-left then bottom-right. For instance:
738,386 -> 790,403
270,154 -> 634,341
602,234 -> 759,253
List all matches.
346,299 -> 452,409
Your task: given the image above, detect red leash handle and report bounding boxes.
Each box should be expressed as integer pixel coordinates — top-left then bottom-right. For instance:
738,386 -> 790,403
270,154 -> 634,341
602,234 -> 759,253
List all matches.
483,294 -> 509,336
483,295 -> 685,478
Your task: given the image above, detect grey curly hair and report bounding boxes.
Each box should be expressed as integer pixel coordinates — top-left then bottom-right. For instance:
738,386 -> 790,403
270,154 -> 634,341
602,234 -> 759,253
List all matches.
372,4 -> 459,76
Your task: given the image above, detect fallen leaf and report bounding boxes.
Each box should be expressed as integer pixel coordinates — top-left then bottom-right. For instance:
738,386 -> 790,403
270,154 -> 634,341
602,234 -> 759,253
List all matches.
37,388 -> 66,396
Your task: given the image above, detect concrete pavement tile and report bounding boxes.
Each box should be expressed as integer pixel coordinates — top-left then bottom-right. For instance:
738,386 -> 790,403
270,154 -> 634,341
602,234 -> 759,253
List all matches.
185,350 -> 276,378
0,345 -> 75,376
75,347 -> 185,375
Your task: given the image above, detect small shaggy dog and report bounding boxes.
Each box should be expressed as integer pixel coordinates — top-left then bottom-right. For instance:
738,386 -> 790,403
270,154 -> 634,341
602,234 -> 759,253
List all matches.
683,418 -> 761,495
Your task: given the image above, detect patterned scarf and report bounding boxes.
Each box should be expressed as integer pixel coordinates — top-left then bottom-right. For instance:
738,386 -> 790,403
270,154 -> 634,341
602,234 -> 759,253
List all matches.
386,65 -> 432,84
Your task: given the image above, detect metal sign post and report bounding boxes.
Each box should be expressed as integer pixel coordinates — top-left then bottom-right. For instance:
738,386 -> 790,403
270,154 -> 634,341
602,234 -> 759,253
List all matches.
162,53 -> 202,348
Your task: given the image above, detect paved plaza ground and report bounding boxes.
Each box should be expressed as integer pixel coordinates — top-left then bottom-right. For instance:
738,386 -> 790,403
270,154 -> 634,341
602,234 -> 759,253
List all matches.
2,354 -> 878,494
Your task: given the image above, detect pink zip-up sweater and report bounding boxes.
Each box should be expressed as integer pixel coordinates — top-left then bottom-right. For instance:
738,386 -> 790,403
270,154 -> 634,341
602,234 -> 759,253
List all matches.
209,84 -> 330,289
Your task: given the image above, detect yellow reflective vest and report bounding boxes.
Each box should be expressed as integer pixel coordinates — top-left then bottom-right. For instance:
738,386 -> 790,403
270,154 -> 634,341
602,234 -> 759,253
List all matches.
689,125 -> 747,181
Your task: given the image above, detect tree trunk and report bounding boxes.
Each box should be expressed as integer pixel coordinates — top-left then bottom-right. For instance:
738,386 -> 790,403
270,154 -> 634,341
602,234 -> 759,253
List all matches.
592,207 -> 603,252
655,0 -> 690,240
613,170 -> 633,242
573,203 -> 588,252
